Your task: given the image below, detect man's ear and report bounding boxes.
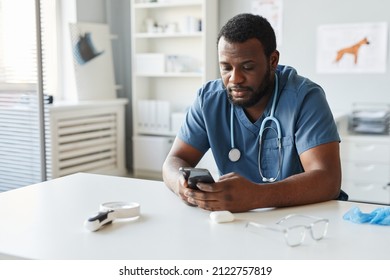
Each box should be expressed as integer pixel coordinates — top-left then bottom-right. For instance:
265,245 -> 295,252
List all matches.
270,50 -> 280,69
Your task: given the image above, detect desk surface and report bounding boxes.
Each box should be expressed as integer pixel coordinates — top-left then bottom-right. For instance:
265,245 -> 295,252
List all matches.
0,173 -> 389,260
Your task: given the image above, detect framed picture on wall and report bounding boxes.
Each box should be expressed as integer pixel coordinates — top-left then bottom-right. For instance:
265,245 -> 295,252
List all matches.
69,22 -> 116,100
316,22 -> 388,73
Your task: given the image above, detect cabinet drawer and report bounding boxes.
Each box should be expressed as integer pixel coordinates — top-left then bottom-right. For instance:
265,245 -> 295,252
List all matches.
341,141 -> 390,163
342,161 -> 390,182
342,180 -> 390,204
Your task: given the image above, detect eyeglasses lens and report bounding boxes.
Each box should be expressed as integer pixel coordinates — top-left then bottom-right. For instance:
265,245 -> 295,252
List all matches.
285,225 -> 305,247
311,220 -> 328,240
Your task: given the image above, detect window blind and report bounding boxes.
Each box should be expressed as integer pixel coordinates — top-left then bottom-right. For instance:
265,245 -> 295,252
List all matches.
0,0 -> 55,191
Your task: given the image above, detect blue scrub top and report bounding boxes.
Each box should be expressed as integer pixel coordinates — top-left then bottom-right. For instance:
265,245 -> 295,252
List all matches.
178,65 -> 340,183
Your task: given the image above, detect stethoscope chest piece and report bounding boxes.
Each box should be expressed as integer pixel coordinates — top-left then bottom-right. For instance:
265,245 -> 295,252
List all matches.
228,148 -> 241,162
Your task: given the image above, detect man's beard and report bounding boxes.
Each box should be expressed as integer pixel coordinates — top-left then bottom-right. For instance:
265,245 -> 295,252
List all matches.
227,67 -> 273,108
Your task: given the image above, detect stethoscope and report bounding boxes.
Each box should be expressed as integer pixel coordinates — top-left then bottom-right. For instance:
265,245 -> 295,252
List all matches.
228,73 -> 282,182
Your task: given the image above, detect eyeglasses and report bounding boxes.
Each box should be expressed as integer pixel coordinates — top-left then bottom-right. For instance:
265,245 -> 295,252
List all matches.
245,214 -> 329,247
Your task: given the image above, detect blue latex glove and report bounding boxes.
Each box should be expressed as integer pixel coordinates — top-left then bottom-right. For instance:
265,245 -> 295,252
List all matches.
343,207 -> 390,225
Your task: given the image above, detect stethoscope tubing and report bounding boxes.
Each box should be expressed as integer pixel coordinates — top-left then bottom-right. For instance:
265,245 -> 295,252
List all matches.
229,73 -> 282,182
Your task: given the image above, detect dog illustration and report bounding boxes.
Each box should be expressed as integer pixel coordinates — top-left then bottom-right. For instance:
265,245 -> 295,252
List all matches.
334,37 -> 370,64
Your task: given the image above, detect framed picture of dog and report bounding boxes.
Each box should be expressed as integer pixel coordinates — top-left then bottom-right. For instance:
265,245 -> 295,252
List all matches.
316,22 -> 388,73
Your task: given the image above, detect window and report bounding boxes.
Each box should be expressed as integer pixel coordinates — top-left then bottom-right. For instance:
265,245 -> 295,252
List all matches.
0,0 -> 58,94
0,0 -> 57,191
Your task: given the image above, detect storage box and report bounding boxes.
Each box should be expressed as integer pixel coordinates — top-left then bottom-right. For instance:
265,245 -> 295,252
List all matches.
134,53 -> 165,75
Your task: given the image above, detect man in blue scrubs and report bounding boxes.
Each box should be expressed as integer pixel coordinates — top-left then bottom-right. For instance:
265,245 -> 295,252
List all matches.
162,13 -> 343,212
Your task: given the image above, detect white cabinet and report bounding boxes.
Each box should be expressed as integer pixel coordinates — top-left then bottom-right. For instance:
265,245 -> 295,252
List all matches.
133,135 -> 174,177
341,135 -> 390,204
130,0 -> 219,178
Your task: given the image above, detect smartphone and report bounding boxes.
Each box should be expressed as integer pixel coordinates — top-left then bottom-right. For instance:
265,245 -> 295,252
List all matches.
179,167 -> 215,189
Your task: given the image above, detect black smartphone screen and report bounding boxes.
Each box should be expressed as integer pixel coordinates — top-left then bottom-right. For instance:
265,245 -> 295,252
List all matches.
179,167 -> 215,189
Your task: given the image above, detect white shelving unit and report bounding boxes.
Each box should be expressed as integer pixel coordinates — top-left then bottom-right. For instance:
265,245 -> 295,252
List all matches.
131,0 -> 218,178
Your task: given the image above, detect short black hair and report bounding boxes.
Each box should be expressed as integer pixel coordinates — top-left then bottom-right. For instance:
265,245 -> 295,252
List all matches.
217,13 -> 276,57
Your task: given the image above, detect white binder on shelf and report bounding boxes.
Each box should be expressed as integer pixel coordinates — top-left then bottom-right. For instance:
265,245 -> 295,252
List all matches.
137,99 -> 171,134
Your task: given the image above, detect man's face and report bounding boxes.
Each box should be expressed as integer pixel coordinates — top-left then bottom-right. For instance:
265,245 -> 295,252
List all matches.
218,37 -> 276,108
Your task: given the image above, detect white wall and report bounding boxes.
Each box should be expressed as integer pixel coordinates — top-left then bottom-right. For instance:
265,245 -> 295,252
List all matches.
219,0 -> 390,113
76,0 -> 107,23
76,0 -> 390,170
76,0 -> 133,170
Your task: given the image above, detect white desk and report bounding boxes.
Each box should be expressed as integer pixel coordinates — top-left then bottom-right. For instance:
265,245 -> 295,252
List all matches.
0,173 -> 389,260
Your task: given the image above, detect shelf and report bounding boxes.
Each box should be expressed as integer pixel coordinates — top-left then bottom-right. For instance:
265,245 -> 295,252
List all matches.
135,72 -> 202,78
134,1 -> 202,9
138,131 -> 177,137
342,134 -> 390,144
135,32 -> 202,39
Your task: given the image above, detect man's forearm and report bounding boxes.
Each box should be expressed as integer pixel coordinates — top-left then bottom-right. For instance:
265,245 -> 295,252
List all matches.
162,156 -> 190,194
